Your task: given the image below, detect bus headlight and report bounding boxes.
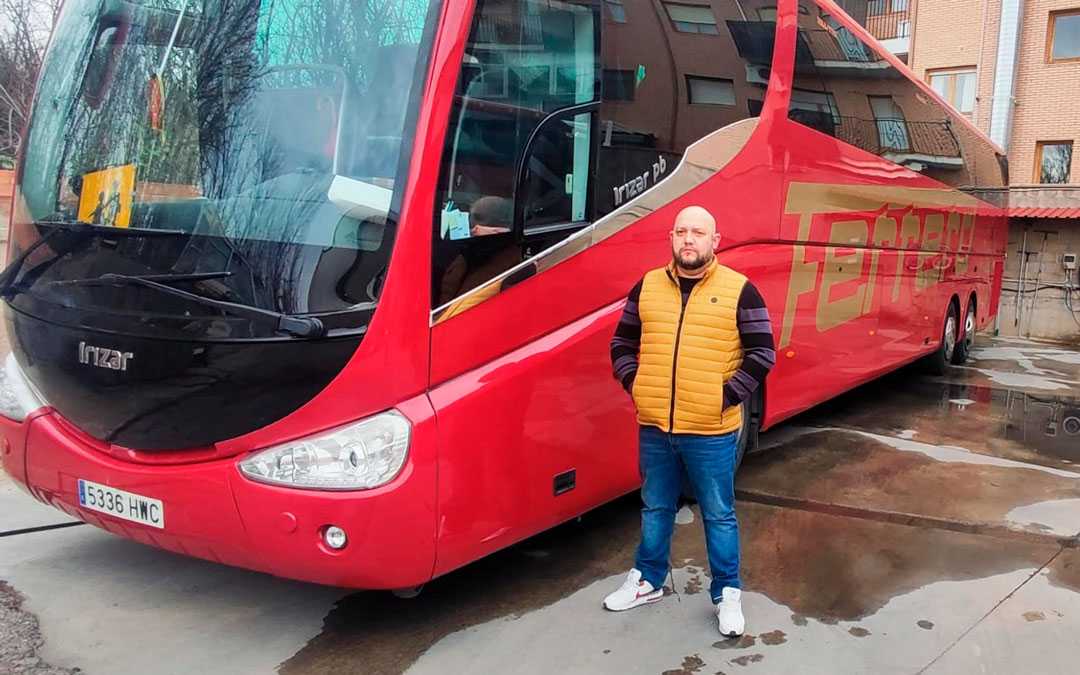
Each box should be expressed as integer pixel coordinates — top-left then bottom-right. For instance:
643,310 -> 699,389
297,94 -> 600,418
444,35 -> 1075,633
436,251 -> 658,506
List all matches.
0,353 -> 47,422
239,410 -> 411,490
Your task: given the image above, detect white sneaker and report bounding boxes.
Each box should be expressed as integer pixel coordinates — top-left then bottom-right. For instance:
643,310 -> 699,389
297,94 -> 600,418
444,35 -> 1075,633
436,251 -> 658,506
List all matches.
603,568 -> 664,611
716,586 -> 745,637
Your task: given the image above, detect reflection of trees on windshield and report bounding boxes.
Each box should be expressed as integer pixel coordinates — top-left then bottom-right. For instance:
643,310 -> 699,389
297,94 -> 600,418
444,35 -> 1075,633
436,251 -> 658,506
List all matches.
43,0 -> 430,314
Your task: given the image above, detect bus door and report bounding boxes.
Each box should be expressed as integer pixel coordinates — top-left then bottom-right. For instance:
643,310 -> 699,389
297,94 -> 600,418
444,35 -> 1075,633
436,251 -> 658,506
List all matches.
425,0 -> 628,577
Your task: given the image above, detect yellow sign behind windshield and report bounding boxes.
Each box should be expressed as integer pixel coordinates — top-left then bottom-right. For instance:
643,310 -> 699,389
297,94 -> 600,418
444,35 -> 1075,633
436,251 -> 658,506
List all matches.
77,164 -> 136,228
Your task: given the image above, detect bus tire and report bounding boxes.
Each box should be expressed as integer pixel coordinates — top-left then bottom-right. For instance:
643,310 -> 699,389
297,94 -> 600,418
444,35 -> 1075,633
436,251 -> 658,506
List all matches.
951,299 -> 976,365
735,389 -> 763,472
923,302 -> 959,375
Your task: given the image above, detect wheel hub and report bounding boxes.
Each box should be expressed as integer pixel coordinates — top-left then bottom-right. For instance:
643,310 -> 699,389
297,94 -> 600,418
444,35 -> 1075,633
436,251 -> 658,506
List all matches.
944,314 -> 957,360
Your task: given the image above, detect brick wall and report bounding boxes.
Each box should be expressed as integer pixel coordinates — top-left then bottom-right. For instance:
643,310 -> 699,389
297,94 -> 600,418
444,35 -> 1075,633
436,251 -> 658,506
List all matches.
908,0 -> 1000,135
1010,0 -> 1080,186
910,0 -> 1080,185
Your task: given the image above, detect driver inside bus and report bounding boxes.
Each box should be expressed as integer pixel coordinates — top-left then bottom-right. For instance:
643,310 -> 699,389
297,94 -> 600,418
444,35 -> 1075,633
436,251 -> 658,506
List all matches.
604,205 -> 776,639
434,195 -> 516,307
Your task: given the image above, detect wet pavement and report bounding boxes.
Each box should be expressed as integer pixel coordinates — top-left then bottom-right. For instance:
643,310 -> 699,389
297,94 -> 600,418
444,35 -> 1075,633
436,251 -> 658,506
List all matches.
2,336 -> 1080,674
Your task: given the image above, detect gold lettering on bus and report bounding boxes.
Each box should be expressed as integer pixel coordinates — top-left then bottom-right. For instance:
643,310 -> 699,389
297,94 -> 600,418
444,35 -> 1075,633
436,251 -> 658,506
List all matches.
863,213 -> 897,314
779,213 -> 819,349
916,213 -> 944,291
816,220 -> 868,333
955,213 -> 976,274
894,210 -> 921,303
780,182 -> 990,351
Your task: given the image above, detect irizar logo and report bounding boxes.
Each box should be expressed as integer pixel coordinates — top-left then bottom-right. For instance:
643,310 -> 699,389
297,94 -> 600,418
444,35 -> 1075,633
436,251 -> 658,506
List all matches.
78,341 -> 134,372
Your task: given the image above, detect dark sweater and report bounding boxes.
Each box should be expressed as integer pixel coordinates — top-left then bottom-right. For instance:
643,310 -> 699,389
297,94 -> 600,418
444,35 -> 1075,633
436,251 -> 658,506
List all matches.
610,275 -> 776,408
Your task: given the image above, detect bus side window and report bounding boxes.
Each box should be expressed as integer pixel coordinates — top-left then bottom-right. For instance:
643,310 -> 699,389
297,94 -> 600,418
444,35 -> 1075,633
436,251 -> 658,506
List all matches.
593,3 -> 776,219
433,0 -> 601,309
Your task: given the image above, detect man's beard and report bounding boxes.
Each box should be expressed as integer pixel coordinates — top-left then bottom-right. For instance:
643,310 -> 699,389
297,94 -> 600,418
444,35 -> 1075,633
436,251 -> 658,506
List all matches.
673,249 -> 713,271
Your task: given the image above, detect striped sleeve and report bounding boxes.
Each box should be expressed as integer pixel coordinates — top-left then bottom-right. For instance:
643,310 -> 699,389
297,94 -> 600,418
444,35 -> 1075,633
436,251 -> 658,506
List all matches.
724,281 -> 776,408
610,279 -> 643,393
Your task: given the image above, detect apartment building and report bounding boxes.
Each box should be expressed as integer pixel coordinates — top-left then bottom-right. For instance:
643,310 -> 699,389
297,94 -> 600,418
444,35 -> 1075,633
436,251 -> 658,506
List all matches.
861,0 -> 1080,340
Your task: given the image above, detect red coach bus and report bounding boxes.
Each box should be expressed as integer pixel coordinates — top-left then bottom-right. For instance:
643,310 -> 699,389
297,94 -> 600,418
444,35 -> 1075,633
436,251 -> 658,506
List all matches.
0,0 -> 1006,591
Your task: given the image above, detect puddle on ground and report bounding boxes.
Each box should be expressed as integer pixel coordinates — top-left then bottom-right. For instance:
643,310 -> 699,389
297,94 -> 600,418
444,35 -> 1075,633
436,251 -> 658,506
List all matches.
766,367 -> 1080,471
713,635 -> 756,650
738,502 -> 1065,623
742,427 -> 1080,538
729,653 -> 764,667
661,654 -> 706,675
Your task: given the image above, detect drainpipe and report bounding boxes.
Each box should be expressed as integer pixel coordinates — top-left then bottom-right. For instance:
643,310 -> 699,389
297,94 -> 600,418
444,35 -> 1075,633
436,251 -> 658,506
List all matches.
973,0 -> 991,130
989,0 -> 1023,148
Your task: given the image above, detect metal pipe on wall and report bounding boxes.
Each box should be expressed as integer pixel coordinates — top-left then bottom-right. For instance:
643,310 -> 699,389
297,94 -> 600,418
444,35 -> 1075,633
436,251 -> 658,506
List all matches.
989,0 -> 1024,148
1015,227 -> 1027,328
1025,232 -> 1050,337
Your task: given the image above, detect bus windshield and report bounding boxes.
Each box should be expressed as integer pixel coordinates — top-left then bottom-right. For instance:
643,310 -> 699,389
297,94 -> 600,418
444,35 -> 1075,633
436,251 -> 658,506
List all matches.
12,0 -> 433,323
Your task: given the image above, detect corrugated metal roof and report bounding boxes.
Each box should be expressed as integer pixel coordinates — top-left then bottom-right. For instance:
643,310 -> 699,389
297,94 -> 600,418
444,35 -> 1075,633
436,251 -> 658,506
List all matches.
1008,206 -> 1080,218
1005,186 -> 1080,219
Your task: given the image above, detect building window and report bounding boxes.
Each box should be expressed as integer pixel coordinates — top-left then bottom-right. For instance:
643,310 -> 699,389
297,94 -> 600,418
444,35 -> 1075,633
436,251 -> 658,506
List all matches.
868,0 -> 908,16
1048,10 -> 1080,62
1036,141 -> 1073,183
869,95 -> 909,151
602,69 -> 635,101
790,88 -> 841,131
686,75 -> 735,105
927,68 -> 976,114
663,3 -> 720,34
605,0 -> 627,23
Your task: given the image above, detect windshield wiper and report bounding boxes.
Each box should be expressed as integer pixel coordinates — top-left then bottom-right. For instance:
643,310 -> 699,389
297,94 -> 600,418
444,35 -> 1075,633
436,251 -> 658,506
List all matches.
51,272 -> 326,338
0,220 -> 187,298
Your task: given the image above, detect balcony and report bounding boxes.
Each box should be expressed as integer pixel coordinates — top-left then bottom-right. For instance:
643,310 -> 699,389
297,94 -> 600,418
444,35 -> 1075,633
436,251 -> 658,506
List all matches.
838,117 -> 961,166
796,28 -> 901,77
865,4 -> 911,57
792,111 -> 963,170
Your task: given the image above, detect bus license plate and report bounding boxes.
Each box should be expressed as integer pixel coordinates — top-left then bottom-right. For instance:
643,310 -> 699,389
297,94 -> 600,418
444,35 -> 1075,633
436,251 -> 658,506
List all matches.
77,479 -> 165,529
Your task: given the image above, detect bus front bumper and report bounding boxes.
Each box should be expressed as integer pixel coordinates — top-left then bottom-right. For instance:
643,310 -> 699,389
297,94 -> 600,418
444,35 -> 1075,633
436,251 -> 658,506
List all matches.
0,409 -> 437,590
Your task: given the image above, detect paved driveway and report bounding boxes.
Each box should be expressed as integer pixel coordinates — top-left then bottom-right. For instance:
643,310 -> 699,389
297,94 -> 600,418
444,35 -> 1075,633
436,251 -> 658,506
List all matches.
3,336 -> 1080,674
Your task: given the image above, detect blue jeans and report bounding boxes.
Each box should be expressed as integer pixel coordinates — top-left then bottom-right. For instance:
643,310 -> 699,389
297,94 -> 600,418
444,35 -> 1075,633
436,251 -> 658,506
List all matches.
634,425 -> 741,603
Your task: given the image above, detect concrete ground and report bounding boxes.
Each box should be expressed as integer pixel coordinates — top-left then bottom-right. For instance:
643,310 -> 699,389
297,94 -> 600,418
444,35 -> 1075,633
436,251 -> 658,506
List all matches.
2,336 -> 1080,674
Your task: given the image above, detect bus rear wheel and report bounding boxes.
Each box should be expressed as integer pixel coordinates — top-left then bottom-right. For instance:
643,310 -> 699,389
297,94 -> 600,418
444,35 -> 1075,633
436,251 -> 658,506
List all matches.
734,390 -> 762,472
923,302 -> 959,375
951,301 -> 976,365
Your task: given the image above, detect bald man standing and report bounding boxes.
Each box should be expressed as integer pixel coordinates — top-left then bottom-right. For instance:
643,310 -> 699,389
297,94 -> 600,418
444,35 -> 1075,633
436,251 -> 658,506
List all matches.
604,205 -> 775,638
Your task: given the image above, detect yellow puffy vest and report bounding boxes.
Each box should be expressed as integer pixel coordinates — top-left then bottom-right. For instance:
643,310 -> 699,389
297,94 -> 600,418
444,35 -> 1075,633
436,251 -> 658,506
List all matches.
632,260 -> 747,435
